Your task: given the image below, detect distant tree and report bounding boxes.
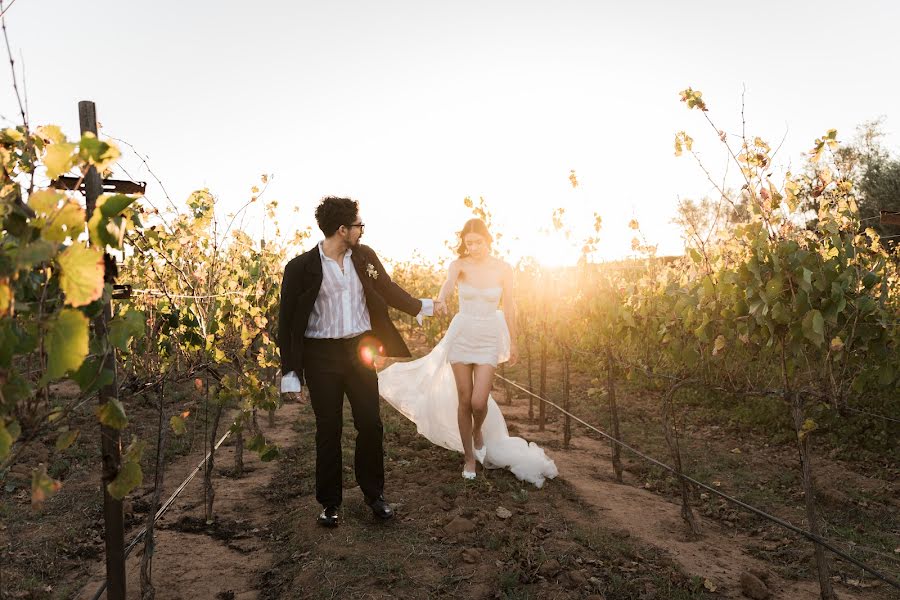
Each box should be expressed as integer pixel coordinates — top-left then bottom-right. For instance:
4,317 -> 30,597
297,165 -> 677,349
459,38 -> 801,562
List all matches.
672,190 -> 750,250
821,119 -> 899,238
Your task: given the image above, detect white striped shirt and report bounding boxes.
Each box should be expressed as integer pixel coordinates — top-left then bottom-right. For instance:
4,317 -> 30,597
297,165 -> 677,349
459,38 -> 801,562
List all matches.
305,242 -> 372,339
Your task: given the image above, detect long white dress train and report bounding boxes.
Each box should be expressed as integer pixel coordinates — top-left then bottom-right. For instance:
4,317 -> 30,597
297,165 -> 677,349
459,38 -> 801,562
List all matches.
378,283 -> 558,487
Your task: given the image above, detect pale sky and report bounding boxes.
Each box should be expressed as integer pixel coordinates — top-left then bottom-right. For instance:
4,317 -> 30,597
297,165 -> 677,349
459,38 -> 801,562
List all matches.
3,1 -> 897,265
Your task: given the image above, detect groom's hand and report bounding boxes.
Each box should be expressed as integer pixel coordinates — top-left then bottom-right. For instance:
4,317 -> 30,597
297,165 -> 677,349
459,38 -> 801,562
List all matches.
284,389 -> 309,404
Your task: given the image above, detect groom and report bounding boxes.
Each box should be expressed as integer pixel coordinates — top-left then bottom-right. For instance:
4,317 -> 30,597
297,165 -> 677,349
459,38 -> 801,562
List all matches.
278,196 -> 434,527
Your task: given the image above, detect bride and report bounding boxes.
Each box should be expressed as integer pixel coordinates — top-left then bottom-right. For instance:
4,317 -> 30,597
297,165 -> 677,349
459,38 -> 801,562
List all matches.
378,219 -> 558,487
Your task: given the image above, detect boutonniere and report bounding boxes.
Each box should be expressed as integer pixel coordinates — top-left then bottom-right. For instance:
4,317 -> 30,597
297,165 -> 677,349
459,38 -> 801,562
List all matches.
365,263 -> 378,280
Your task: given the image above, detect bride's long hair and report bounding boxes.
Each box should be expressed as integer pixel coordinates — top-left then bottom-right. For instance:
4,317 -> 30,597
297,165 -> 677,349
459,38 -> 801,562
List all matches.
455,218 -> 493,258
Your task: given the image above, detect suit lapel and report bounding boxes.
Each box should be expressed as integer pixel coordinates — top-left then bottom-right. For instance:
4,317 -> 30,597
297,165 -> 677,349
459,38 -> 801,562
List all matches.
350,248 -> 374,297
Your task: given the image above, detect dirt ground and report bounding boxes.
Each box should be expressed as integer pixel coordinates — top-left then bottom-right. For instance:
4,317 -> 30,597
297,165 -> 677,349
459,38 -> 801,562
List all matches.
1,350 -> 897,599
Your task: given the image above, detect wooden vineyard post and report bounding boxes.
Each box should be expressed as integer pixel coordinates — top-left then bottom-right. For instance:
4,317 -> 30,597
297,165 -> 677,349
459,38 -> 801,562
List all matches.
538,333 -> 547,431
81,101 -> 125,600
606,348 -> 623,482
562,344 -> 571,449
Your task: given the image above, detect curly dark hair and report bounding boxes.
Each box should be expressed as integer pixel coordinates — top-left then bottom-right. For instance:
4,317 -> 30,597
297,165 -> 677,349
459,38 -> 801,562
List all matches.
455,218 -> 493,257
315,196 -> 359,237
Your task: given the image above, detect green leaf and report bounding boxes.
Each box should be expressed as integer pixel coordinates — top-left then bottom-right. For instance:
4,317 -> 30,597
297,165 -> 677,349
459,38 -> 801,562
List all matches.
108,309 -> 145,351
106,438 -> 146,499
55,429 -> 80,451
78,132 -> 120,172
96,398 -> 128,430
43,142 -> 77,179
58,244 -> 105,307
71,356 -> 115,394
765,278 -> 782,301
259,444 -> 279,462
771,302 -> 790,325
15,239 -> 57,270
877,365 -> 894,386
99,194 -> 137,218
31,465 -> 63,509
107,460 -> 142,500
246,433 -> 266,452
88,200 -> 131,250
46,309 -> 89,379
170,415 -> 187,436
801,309 -> 825,348
799,268 -> 813,292
0,419 -> 20,461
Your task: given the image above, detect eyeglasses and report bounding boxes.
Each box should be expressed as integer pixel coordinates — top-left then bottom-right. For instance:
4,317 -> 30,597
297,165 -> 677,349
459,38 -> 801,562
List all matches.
347,222 -> 365,230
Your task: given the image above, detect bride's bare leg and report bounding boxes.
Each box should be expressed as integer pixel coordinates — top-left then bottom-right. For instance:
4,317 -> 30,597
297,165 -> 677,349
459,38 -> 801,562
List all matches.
451,363 -> 476,473
471,364 -> 496,449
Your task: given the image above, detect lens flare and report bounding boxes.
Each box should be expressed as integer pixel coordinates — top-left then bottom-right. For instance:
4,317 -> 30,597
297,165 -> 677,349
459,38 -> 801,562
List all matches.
356,335 -> 383,370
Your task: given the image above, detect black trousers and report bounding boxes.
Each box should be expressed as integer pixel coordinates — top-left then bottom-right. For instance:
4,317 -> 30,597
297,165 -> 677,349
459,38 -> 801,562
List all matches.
303,334 -> 384,507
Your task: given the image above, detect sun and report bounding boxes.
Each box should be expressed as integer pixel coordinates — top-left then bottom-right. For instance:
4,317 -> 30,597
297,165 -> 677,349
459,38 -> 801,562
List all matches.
505,231 -> 581,267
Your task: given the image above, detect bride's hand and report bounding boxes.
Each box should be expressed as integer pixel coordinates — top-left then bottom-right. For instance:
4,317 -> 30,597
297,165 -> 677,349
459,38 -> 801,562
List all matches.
508,345 -> 519,366
434,299 -> 446,315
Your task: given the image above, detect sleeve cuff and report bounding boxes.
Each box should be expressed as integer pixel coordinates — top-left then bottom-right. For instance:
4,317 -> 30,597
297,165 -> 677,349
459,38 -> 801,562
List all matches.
416,298 -> 434,325
281,371 -> 302,393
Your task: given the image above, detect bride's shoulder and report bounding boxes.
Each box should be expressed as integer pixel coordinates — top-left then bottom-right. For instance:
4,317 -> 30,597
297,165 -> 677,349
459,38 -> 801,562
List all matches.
491,256 -> 514,273
446,258 -> 465,278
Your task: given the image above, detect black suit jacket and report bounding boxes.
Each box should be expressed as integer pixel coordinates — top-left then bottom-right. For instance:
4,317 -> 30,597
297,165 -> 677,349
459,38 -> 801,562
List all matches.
277,243 -> 422,384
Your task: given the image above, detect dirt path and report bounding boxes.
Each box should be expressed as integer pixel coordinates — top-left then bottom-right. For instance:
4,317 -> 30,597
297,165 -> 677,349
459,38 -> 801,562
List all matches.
496,392 -> 877,600
76,400 -> 303,600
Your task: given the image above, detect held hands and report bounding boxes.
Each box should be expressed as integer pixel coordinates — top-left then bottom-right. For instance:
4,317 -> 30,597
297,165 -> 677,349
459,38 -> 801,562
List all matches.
434,299 -> 447,315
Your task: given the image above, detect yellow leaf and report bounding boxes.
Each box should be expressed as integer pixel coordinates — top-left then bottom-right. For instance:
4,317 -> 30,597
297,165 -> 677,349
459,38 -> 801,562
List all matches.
55,429 -> 80,451
28,189 -> 63,215
32,466 -> 63,509
798,418 -> 818,441
58,244 -> 105,307
712,335 -> 727,356
43,199 -> 86,243
36,125 -> 66,144
43,142 -> 77,179
0,278 -> 10,317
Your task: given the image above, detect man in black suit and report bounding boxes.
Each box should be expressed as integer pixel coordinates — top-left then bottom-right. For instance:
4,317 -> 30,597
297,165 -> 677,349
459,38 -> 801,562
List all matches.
278,196 -> 436,527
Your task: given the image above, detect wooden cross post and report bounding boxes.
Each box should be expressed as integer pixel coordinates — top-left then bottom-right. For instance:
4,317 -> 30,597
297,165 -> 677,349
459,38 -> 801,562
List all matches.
52,100 -> 146,600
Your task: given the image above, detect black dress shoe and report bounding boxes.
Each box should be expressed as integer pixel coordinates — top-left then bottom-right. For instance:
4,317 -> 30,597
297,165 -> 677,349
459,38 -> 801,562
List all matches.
317,505 -> 340,527
365,494 -> 394,520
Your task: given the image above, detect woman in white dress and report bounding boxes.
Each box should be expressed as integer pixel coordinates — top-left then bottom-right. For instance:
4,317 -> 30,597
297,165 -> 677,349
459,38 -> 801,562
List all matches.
377,219 -> 557,486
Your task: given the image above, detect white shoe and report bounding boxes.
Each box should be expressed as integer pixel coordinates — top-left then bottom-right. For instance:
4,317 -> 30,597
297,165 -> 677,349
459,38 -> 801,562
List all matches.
462,469 -> 476,480
474,445 -> 486,465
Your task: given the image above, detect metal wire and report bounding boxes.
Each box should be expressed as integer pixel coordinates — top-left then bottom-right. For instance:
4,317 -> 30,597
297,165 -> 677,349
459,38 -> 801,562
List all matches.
495,373 -> 900,590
